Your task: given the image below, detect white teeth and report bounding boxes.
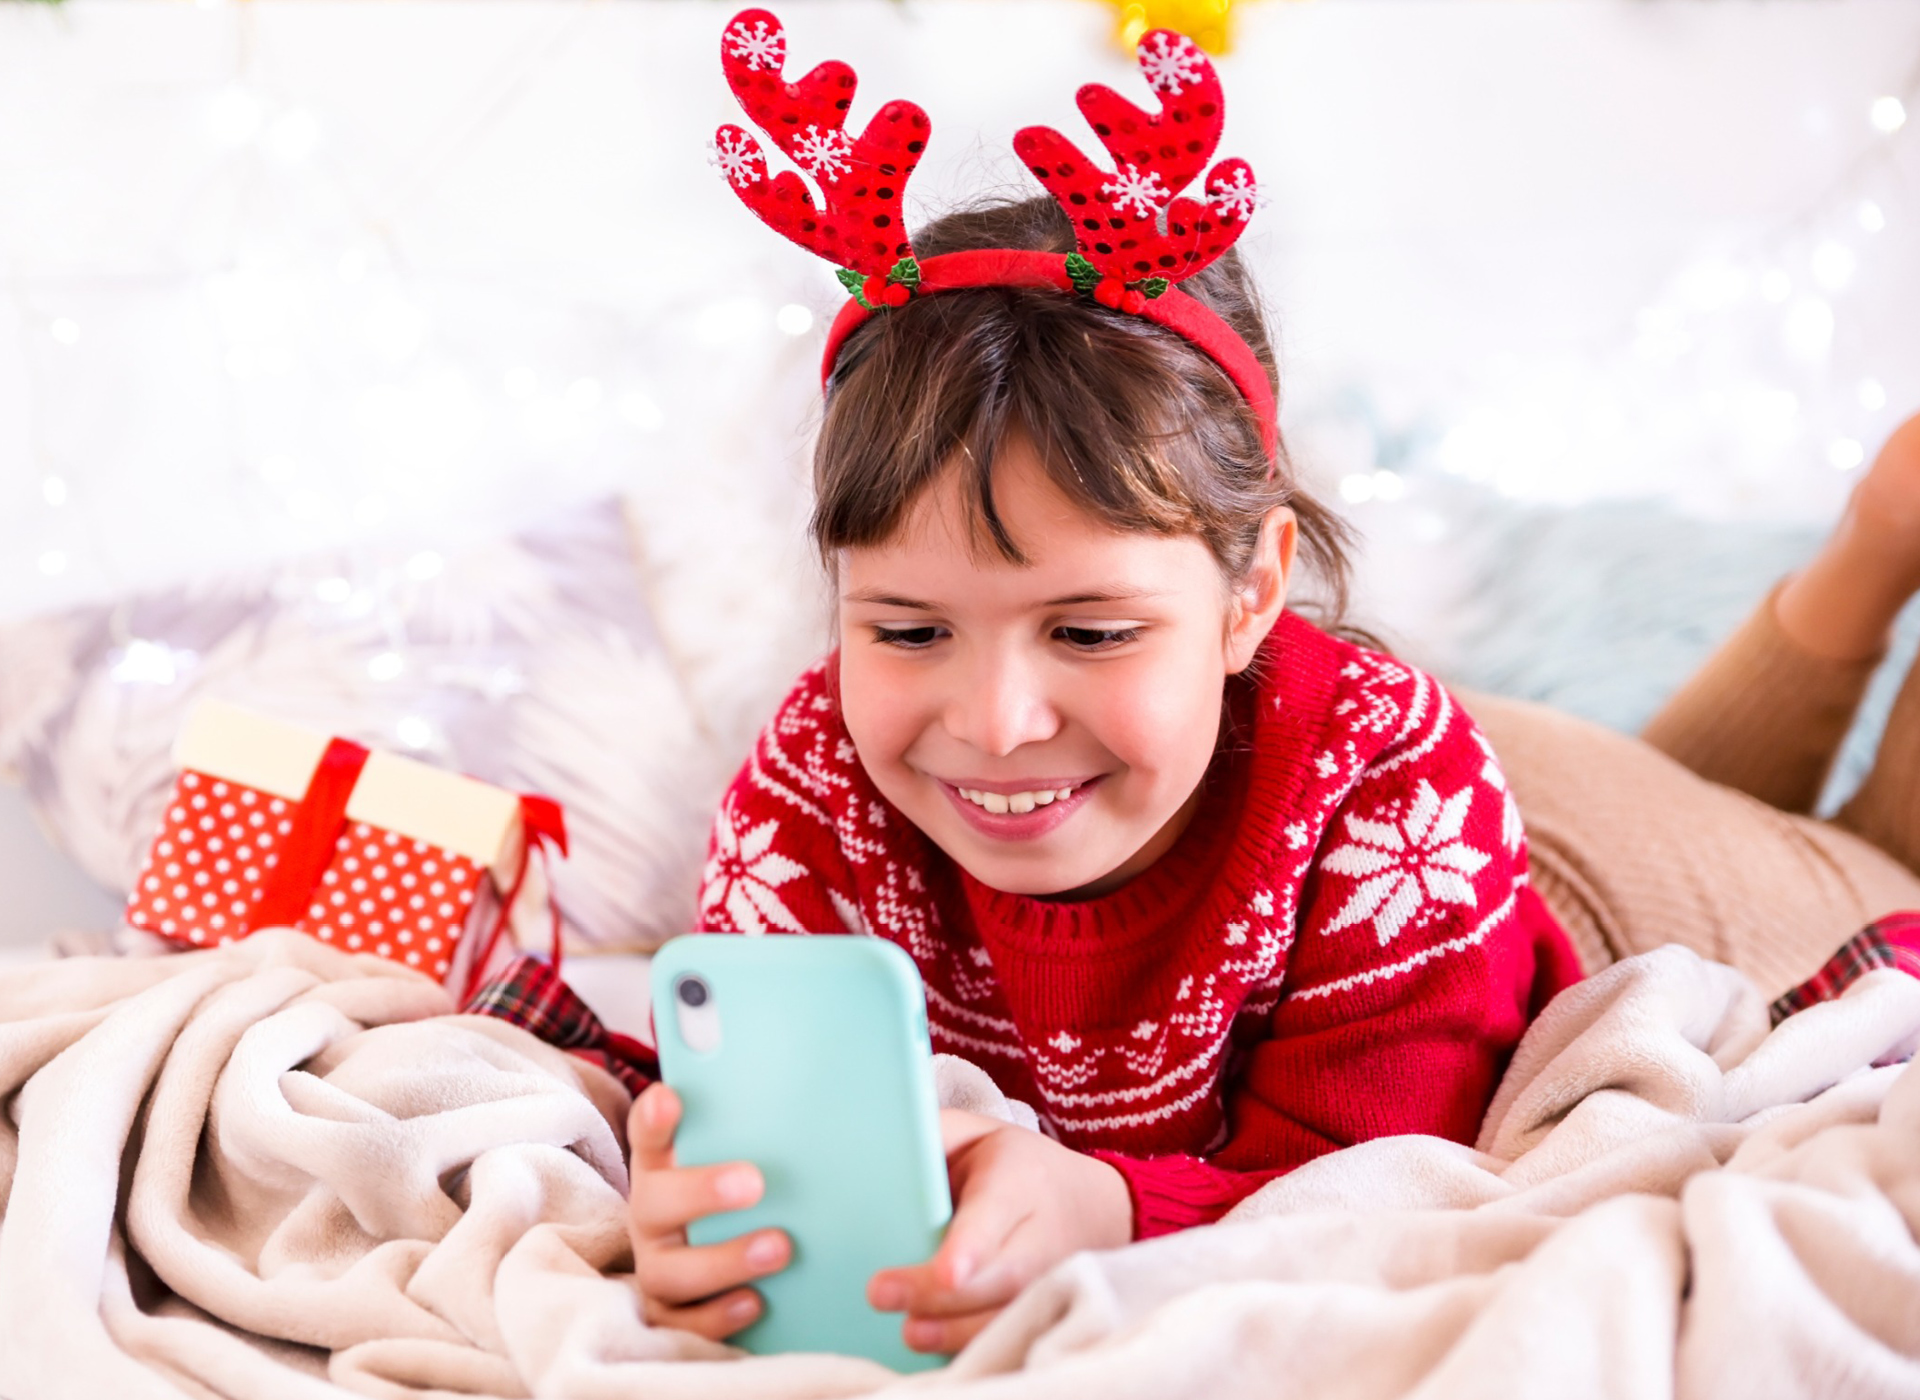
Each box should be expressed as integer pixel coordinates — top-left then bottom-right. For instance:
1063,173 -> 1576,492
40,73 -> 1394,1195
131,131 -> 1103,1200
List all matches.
957,785 -> 1077,815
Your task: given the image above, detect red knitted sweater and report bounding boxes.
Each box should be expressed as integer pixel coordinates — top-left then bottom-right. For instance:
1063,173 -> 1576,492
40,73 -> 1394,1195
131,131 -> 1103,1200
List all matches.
696,611 -> 1583,1238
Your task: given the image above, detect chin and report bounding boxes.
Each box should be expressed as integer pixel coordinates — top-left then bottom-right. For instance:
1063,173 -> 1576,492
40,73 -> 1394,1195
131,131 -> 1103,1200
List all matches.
942,837 -> 1115,898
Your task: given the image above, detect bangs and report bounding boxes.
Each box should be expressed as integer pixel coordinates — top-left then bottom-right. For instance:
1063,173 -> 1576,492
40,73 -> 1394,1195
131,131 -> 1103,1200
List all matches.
814,286 -> 1273,568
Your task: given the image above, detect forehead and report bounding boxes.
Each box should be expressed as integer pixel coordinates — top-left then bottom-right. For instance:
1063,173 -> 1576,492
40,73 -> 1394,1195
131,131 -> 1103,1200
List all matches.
840,436 -> 1218,607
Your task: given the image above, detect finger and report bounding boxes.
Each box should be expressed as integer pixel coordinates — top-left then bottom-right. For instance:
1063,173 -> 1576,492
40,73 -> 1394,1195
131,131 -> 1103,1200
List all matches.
938,1108 -> 1003,1156
903,1305 -> 1001,1356
869,1193 -> 1029,1315
627,1084 -> 681,1173
635,1229 -> 791,1307
642,1285 -> 765,1342
629,1159 -> 765,1238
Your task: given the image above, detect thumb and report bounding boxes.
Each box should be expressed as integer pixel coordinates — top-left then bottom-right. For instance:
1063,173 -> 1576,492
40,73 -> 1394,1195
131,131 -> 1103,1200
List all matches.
939,1107 -> 1005,1157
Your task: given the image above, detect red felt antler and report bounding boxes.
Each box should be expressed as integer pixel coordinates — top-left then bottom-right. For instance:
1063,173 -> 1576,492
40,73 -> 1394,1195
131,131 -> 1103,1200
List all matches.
712,8 -> 931,282
1012,30 -> 1262,291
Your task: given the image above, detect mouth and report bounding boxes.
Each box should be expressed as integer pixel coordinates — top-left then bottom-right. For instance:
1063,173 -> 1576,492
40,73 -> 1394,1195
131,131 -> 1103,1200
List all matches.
935,776 -> 1102,841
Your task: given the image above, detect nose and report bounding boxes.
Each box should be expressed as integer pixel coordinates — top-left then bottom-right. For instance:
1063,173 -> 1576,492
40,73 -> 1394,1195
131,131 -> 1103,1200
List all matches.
944,643 -> 1062,758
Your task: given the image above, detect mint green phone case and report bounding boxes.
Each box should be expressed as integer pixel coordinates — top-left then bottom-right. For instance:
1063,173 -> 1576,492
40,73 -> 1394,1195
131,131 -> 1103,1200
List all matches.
649,934 -> 951,1371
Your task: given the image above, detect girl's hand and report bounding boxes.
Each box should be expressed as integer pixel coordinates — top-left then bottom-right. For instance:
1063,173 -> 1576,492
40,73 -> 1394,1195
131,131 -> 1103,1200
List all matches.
626,1083 -> 792,1340
865,1109 -> 1134,1355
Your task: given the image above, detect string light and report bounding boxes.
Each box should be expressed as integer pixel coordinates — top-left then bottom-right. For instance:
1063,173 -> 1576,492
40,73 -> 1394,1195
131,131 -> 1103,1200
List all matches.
1758,269 -> 1793,303
1781,297 -> 1835,362
110,640 -> 194,687
619,392 -> 665,432
315,577 -> 353,604
1871,96 -> 1908,133
1828,438 -> 1866,471
776,303 -> 815,336
1857,200 -> 1887,233
395,716 -> 435,749
1859,379 -> 1888,411
367,652 -> 404,682
1809,241 -> 1856,292
37,550 -> 67,576
50,319 -> 79,345
41,476 -> 68,507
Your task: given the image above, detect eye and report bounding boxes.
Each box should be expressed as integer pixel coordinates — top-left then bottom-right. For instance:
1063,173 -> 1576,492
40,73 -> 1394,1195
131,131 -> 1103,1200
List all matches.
872,624 -> 946,649
1053,625 -> 1140,650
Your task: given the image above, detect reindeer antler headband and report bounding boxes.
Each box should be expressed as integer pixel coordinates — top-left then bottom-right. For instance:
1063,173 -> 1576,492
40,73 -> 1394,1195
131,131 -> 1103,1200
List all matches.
711,8 -> 1277,463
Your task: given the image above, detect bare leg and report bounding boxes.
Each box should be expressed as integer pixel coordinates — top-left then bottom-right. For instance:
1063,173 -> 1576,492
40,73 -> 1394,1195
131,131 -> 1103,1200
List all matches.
1774,413 -> 1920,662
1640,413 -> 1920,814
1829,414 -> 1920,868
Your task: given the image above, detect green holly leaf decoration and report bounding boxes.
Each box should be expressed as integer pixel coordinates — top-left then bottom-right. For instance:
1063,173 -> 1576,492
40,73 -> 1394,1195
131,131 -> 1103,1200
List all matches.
836,266 -> 874,310
1063,252 -> 1103,297
888,257 -> 921,289
1136,277 -> 1170,300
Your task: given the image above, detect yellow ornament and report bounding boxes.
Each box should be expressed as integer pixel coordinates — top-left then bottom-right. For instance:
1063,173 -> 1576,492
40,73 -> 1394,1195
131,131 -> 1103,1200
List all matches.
1112,0 -> 1236,57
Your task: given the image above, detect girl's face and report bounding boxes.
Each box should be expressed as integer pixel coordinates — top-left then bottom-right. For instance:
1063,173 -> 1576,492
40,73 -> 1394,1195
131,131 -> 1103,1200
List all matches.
837,429 -> 1294,899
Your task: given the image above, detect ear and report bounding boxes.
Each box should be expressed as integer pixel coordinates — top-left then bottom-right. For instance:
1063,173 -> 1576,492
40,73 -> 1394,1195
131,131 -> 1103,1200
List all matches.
1225,507 -> 1297,675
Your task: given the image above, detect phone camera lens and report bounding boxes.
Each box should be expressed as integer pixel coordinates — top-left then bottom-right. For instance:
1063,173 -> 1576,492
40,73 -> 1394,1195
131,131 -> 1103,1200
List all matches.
676,975 -> 710,1009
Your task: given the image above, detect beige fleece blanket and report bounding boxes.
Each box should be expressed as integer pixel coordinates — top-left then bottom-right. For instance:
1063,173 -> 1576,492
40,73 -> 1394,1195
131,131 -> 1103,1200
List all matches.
0,932 -> 1916,1399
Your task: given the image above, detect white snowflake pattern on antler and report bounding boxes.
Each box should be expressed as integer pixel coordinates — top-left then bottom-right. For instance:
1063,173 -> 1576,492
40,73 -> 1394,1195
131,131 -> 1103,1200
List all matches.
792,123 -> 855,183
1318,780 -> 1491,946
1139,31 -> 1205,95
725,17 -> 786,72
1209,167 -> 1264,223
708,130 -> 763,188
1101,162 -> 1172,220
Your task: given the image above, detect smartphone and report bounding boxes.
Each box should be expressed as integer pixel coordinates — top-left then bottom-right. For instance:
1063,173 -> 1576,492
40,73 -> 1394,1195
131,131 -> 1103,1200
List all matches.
648,934 -> 952,1371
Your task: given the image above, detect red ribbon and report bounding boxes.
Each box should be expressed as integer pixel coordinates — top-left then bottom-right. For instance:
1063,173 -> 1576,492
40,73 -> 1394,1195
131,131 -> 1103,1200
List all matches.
460,794 -> 570,1003
244,738 -> 568,997
247,737 -> 371,934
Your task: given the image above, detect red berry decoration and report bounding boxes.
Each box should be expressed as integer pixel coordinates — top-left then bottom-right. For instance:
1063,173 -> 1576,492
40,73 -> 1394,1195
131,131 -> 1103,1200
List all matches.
862,274 -> 889,305
883,282 -> 913,307
1122,288 -> 1148,315
1094,275 -> 1127,310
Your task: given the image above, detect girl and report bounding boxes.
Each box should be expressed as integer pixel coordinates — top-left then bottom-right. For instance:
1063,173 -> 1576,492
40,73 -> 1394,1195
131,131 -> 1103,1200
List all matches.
625,192 -> 1585,1353
623,12 -> 1920,1358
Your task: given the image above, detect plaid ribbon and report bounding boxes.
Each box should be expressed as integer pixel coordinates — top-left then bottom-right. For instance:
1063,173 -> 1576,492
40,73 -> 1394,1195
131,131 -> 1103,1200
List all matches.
462,953 -> 658,1095
1770,911 -> 1920,1026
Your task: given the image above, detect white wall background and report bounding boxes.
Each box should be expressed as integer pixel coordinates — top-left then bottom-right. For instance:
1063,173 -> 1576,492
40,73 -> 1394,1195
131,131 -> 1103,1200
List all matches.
2,0 -> 1918,940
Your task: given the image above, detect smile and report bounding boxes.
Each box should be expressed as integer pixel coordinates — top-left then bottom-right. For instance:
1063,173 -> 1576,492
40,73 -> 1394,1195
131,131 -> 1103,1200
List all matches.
936,777 -> 1102,841
954,784 -> 1079,815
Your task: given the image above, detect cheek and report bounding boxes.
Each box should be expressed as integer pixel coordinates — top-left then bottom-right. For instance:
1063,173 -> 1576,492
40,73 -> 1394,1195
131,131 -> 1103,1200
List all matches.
1079,653 -> 1225,785
837,650 -> 926,772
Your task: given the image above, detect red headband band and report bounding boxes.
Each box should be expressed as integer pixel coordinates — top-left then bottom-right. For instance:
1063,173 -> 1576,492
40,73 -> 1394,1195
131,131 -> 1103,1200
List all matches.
712,9 -> 1277,465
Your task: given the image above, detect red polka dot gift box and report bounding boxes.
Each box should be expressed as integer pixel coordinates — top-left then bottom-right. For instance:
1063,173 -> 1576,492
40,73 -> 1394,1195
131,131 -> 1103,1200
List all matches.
125,699 -> 566,994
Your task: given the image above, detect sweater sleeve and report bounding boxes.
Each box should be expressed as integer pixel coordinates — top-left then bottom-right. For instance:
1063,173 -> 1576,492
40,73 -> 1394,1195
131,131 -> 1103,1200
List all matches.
1099,689 -> 1571,1239
695,662 -> 867,936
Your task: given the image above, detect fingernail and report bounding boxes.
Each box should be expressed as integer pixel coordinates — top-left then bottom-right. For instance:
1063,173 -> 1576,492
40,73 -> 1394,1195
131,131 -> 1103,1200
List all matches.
871,1279 -> 905,1311
744,1232 -> 784,1270
727,1293 -> 759,1325
947,1250 -> 974,1289
715,1167 -> 760,1206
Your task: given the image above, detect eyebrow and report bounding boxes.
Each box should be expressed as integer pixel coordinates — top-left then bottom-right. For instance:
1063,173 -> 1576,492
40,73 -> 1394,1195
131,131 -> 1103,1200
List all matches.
841,587 -> 1160,609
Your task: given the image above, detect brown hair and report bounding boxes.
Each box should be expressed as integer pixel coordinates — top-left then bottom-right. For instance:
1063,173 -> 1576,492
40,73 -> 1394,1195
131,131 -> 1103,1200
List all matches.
812,194 -> 1360,630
